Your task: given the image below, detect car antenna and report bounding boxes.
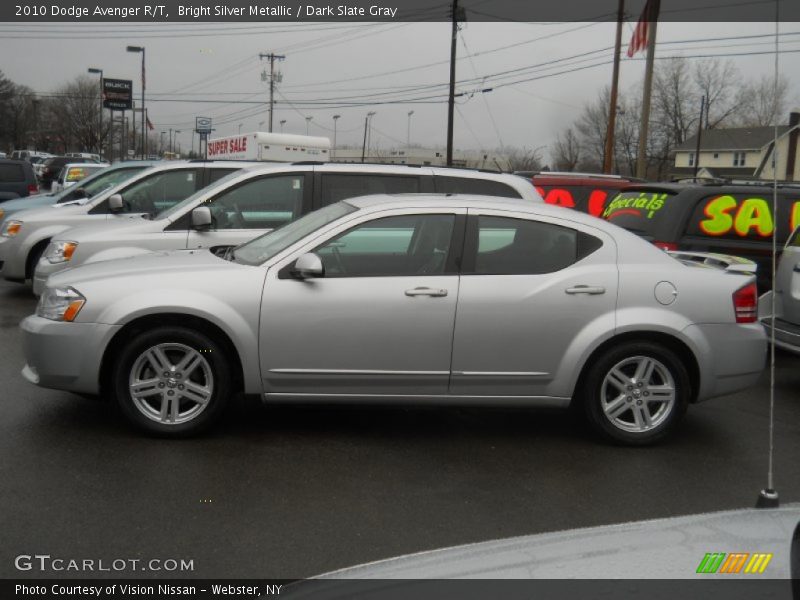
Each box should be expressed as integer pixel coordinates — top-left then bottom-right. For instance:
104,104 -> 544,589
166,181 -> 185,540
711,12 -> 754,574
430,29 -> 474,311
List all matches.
756,12 -> 780,510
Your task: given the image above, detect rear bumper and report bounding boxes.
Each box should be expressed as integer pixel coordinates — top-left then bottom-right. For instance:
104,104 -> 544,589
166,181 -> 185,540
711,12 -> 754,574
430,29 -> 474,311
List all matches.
683,323 -> 767,402
761,317 -> 800,356
20,315 -> 120,395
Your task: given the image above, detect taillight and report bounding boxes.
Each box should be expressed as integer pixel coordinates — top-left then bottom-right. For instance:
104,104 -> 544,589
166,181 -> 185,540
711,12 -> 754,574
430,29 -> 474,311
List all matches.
733,282 -> 757,323
654,241 -> 679,251
27,183 -> 38,194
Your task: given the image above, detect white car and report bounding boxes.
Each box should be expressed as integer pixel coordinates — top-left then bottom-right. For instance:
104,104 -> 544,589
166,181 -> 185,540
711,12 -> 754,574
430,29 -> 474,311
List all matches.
50,163 -> 109,193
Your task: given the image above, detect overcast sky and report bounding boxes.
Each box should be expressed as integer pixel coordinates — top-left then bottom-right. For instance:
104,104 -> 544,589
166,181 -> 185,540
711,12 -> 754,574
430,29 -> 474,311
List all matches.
1,20 -> 798,163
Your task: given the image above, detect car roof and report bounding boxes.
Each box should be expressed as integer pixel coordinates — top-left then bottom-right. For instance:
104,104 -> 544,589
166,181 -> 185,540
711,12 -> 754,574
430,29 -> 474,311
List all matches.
624,182 -> 800,195
347,193 -> 615,228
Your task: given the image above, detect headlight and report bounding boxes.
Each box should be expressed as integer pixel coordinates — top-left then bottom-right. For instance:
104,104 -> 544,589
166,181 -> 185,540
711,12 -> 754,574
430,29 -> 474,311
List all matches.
1,220 -> 22,237
45,241 -> 78,263
36,286 -> 86,322
0,208 -> 5,222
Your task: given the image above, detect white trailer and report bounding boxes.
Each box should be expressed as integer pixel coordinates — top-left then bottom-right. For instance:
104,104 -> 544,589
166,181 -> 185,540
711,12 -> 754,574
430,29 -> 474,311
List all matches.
206,132 -> 331,162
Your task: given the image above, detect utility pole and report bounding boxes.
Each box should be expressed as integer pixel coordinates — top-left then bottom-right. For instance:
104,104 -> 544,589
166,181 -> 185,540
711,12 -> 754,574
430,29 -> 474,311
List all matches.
693,95 -> 705,179
446,0 -> 464,167
635,0 -> 660,179
259,52 -> 285,133
332,114 -> 340,161
361,111 -> 375,163
603,0 -> 624,174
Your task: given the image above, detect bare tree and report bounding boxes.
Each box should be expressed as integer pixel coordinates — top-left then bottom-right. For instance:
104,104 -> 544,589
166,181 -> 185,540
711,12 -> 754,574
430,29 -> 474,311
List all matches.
574,86 -> 610,171
735,74 -> 791,127
551,128 -> 580,171
504,146 -> 543,172
693,59 -> 739,128
46,76 -> 110,154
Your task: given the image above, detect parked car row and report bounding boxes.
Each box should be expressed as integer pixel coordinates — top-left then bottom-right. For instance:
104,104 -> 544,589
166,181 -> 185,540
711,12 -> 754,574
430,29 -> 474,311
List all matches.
0,159 -> 774,445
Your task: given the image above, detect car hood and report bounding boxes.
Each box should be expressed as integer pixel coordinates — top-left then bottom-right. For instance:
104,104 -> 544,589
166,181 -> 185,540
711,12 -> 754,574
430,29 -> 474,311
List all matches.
53,217 -> 161,243
0,195 -> 57,215
48,248 -> 247,289
311,505 -> 800,581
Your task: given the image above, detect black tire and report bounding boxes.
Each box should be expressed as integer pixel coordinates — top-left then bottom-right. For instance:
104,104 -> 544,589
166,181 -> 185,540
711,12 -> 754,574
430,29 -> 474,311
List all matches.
26,242 -> 48,280
112,326 -> 231,437
581,341 -> 690,446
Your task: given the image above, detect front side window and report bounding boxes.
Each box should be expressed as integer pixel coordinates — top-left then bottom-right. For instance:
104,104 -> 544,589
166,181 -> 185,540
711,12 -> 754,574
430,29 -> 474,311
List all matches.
117,169 -> 200,215
468,215 -> 601,275
205,175 -> 304,230
319,174 -> 421,207
314,214 -> 456,277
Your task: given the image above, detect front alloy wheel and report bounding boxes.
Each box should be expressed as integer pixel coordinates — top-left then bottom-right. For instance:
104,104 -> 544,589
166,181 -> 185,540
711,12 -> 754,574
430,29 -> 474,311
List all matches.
114,327 -> 231,436
583,341 -> 689,445
129,343 -> 214,425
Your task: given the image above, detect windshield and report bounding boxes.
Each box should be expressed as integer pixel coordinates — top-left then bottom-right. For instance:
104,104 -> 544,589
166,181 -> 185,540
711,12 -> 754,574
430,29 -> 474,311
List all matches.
155,169 -> 246,221
233,201 -> 357,266
55,166 -> 147,204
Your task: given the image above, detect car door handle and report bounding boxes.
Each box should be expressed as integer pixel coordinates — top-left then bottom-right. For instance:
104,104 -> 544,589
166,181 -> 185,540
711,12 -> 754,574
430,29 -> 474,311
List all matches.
565,285 -> 606,295
405,287 -> 448,297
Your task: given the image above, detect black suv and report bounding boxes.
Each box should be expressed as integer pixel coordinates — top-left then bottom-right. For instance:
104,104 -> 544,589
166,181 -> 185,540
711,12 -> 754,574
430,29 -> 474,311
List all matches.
0,159 -> 39,202
38,156 -> 97,190
602,182 -> 800,290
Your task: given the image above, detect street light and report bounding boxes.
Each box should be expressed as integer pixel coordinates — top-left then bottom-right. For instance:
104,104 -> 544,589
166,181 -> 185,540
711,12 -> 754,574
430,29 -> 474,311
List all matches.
279,119 -> 286,132
238,123 -> 243,135
259,120 -> 265,130
126,45 -> 145,158
175,130 -> 181,156
305,116 -> 313,135
407,110 -> 414,153
332,115 -> 340,162
88,68 -> 104,157
361,111 -> 376,163
160,131 -> 166,155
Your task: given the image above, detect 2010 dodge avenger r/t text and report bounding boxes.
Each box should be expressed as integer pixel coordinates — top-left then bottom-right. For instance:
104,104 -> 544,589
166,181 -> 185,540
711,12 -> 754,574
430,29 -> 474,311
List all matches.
20,195 -> 767,445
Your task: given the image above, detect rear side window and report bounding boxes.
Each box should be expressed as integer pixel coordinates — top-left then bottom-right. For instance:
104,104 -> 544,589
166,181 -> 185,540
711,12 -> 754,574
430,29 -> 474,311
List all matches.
0,164 -> 25,182
468,215 -> 601,275
208,168 -> 237,184
319,174 -> 420,206
685,193 -> 800,245
435,176 -> 522,199
602,190 -> 676,237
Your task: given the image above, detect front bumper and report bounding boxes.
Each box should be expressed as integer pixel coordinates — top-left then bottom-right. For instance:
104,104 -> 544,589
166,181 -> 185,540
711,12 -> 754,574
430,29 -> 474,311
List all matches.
20,315 -> 120,395
32,255 -> 70,296
0,235 -> 27,281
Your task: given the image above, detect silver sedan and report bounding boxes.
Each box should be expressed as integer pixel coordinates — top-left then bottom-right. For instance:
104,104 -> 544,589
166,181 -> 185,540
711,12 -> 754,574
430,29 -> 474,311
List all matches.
21,195 -> 767,444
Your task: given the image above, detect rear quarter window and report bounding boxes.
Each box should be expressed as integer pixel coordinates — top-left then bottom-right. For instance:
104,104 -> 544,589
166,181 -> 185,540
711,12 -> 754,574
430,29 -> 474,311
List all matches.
601,190 -> 677,237
685,193 -> 800,245
0,164 -> 25,182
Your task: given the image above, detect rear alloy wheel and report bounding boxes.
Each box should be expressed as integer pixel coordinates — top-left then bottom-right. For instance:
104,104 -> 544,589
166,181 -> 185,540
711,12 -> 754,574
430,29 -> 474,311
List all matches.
582,342 -> 689,445
113,327 -> 231,436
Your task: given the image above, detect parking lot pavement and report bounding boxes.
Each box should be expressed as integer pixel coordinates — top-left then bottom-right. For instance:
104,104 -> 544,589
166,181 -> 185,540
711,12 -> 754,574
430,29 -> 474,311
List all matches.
1,278 -> 799,579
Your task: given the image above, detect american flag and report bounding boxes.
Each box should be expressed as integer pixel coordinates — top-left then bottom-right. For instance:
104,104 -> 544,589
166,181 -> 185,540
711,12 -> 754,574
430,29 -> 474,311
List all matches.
627,0 -> 660,58
146,116 -> 154,131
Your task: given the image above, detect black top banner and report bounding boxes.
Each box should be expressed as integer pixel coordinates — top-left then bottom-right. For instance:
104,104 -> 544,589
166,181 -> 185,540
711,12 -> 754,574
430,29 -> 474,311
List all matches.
3,0 -> 799,22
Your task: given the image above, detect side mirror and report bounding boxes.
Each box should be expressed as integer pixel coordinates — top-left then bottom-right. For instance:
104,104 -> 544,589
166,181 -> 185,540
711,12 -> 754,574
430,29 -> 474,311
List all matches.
191,206 -> 213,230
108,194 -> 124,212
292,253 -> 324,279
